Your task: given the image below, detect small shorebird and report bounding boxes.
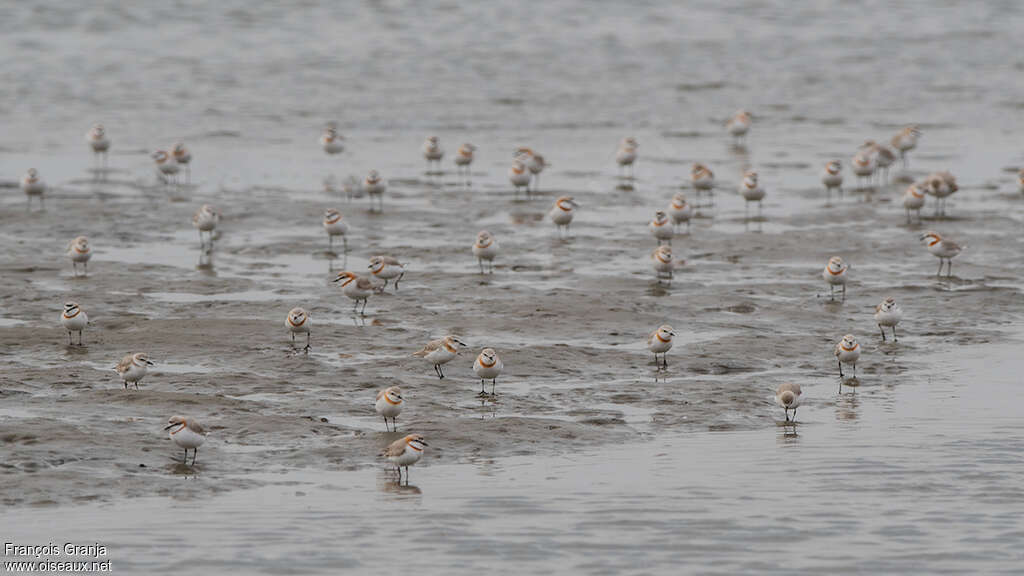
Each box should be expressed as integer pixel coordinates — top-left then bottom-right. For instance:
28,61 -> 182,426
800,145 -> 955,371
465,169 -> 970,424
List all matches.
549,196 -> 579,237
60,302 -> 88,346
850,151 -> 876,190
863,141 -> 895,185
21,168 -> 45,210
902,183 -> 926,223
739,171 -> 765,218
822,256 -> 848,301
67,236 -> 92,277
667,193 -> 693,233
323,208 -> 349,252
152,150 -> 180,184
368,256 -> 406,290
651,245 -> 674,283
164,415 -> 207,465
919,231 -> 964,276
172,142 -> 192,183
647,324 -> 675,368
923,171 -> 958,217
382,434 -> 427,483
616,137 -> 638,178
649,210 -> 674,245
333,271 -> 376,314
413,335 -> 467,379
375,386 -> 403,432
285,307 -> 311,350
822,160 -> 843,202
890,125 -> 921,169
473,230 -> 498,274
192,204 -> 220,247
775,383 -> 802,422
874,297 -> 903,342
115,352 -> 155,389
364,170 -> 386,212
320,124 -> 344,155
454,143 -> 476,175
86,124 -> 110,167
509,159 -> 532,199
517,148 -> 548,193
473,348 -> 503,396
726,109 -> 751,144
422,136 -> 444,172
691,163 -> 715,208
834,334 -> 861,378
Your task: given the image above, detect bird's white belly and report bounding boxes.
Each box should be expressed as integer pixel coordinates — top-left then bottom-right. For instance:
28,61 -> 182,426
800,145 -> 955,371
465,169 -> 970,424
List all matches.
171,427 -> 206,449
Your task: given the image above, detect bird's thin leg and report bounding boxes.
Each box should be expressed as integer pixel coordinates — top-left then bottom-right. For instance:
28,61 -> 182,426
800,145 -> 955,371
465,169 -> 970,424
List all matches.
291,332 -> 295,344
78,330 -> 83,346
479,259 -> 484,275
892,326 -> 898,342
183,448 -> 188,464
361,299 -> 367,315
192,448 -> 198,465
948,260 -> 953,277
438,364 -> 445,379
480,379 -> 485,395
793,408 -> 797,420
879,324 -> 886,341
67,331 -> 72,345
434,364 -> 441,379
838,360 -> 844,378
491,379 -> 496,396
305,331 -> 311,351
785,409 -> 790,422
937,259 -> 943,277
842,284 -> 846,302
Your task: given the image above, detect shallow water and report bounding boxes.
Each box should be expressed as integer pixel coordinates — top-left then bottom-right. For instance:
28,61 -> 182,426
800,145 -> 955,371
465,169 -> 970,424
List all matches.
2,1 -> 1024,574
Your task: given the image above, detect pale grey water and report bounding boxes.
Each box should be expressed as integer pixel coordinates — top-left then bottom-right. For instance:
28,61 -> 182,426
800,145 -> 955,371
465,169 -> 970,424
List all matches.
2,1 -> 1024,574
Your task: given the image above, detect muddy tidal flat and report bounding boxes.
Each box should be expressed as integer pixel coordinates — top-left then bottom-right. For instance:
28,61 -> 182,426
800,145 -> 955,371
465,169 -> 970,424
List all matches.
2,1 -> 1024,574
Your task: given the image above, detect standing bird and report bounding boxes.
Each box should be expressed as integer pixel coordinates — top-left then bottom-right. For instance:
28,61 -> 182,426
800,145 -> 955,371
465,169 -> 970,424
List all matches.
616,137 -> 638,178
364,170 -> 386,212
919,231 -> 964,277
86,124 -> 111,168
152,150 -> 180,185
863,141 -> 896,185
874,297 -> 903,342
517,148 -> 548,193
834,334 -> 861,378
850,151 -> 876,190
454,143 -> 476,176
192,204 -> 220,248
691,163 -> 715,208
739,171 -> 766,218
412,335 -> 467,379
164,416 -> 207,466
115,352 -> 155,389
822,256 -> 849,301
285,307 -> 311,351
923,171 -> 958,218
368,256 -> 406,290
21,168 -> 45,210
775,383 -> 802,422
60,302 -> 88,346
508,159 -> 532,199
902,183 -> 927,224
381,434 -> 427,483
422,136 -> 444,172
651,245 -> 675,283
172,142 -> 192,184
322,208 -> 349,252
822,160 -> 843,202
67,236 -> 92,277
333,271 -> 376,314
375,386 -> 404,432
667,193 -> 693,233
549,196 -> 579,237
649,210 -> 674,245
320,124 -> 344,155
473,348 -> 503,396
890,125 -> 921,169
647,324 -> 675,368
472,230 -> 498,274
726,109 -> 752,144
